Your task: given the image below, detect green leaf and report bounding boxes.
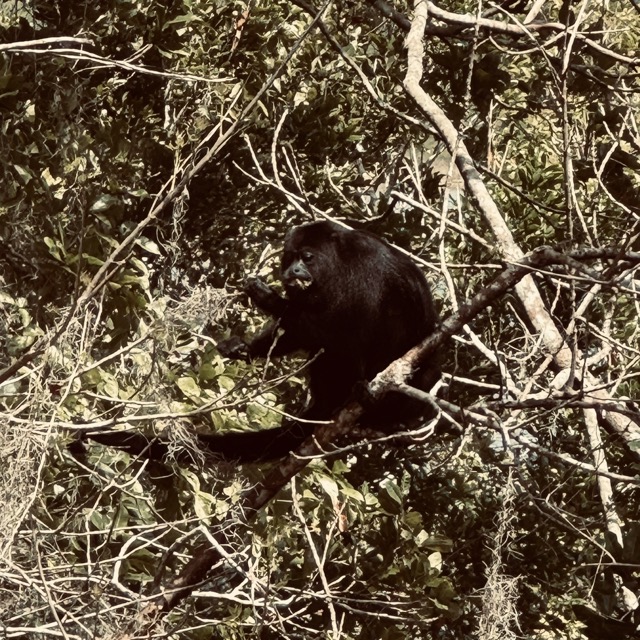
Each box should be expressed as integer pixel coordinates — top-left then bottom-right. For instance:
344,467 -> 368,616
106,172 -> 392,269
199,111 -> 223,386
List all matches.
90,194 -> 121,213
378,480 -> 403,515
316,473 -> 339,500
136,236 -> 162,255
416,533 -> 453,553
177,376 -> 201,399
100,372 -> 119,398
218,376 -> 236,392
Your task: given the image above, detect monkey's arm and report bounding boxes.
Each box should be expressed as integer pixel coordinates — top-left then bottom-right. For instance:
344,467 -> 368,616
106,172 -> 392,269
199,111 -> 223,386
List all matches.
218,278 -> 302,359
218,320 -> 302,359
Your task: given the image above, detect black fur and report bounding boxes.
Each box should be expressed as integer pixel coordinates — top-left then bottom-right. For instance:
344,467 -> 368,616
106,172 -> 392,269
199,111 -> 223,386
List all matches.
83,221 -> 438,463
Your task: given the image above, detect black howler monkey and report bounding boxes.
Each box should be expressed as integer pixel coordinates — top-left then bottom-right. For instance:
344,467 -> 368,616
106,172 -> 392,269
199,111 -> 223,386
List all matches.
84,221 -> 438,463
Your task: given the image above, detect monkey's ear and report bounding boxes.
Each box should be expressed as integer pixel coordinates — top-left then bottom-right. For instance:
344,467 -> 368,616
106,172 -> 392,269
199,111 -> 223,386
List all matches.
283,228 -> 295,244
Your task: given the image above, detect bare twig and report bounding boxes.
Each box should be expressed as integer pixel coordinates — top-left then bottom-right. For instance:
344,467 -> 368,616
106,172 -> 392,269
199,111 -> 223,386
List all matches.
0,36 -> 91,51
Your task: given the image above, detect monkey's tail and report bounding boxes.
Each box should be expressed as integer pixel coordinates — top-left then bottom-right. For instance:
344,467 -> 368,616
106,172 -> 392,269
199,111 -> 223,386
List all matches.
74,422 -> 315,464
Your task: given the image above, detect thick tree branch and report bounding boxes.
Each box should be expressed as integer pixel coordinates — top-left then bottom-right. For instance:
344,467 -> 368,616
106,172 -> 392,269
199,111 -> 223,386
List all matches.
367,0 -> 639,65
402,0 -> 640,453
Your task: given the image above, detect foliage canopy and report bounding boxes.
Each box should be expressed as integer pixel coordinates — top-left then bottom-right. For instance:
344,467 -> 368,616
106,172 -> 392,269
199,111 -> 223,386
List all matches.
1,0 -> 640,638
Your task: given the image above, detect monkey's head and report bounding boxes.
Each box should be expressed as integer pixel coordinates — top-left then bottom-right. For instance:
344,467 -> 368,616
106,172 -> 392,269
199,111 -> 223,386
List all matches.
281,221 -> 343,296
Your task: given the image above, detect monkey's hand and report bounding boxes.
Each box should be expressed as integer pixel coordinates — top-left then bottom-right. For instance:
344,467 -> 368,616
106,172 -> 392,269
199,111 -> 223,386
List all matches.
244,276 -> 272,298
244,276 -> 287,317
217,336 -> 251,361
